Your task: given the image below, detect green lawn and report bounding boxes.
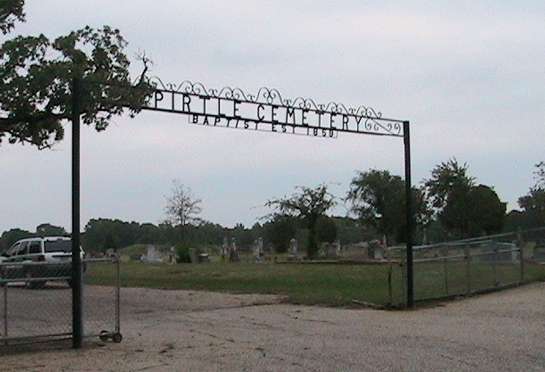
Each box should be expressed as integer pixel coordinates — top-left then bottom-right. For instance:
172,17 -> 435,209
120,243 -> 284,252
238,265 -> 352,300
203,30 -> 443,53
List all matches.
86,261 -> 405,307
85,260 -> 545,307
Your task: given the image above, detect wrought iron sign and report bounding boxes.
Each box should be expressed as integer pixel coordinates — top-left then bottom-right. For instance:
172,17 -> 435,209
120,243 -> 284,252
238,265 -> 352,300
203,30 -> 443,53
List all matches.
144,78 -> 404,138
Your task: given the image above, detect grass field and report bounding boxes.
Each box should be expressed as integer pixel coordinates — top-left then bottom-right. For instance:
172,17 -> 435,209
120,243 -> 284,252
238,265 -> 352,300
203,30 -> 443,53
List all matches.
86,260 -> 545,307
87,262 -> 405,306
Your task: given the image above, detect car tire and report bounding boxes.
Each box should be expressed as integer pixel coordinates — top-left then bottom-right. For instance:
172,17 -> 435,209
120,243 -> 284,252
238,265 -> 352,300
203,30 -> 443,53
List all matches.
99,330 -> 110,342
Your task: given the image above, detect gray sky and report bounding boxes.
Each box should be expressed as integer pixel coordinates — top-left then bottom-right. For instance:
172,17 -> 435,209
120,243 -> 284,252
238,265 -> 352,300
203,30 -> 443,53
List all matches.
1,0 -> 544,232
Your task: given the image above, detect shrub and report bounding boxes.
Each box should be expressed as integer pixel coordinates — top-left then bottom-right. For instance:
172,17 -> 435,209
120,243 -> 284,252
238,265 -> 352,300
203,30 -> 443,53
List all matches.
176,244 -> 191,263
316,216 -> 337,243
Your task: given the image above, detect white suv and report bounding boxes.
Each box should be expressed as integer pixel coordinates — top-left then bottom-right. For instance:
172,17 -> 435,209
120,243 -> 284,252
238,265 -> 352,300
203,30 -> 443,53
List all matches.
0,237 -> 85,289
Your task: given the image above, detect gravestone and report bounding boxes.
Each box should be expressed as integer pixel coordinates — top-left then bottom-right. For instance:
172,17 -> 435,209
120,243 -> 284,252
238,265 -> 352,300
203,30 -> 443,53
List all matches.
141,244 -> 162,263
342,242 -> 369,260
368,240 -> 384,260
168,246 -> 175,264
189,248 -> 198,264
335,240 -> 342,257
221,237 -> 229,262
374,245 -> 384,260
254,237 -> 264,262
289,238 -> 298,257
229,237 -> 240,262
322,243 -> 338,258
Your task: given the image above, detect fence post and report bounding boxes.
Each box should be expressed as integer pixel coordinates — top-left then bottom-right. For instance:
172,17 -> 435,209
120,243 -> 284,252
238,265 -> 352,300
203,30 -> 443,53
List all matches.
3,270 -> 7,345
518,229 -> 524,284
401,260 -> 407,307
387,261 -> 393,306
492,241 -> 498,287
115,255 -> 121,335
443,256 -> 449,297
465,244 -> 471,295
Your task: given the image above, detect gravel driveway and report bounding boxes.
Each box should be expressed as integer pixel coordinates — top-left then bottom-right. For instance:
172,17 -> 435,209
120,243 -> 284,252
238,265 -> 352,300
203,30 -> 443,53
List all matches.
1,283 -> 544,371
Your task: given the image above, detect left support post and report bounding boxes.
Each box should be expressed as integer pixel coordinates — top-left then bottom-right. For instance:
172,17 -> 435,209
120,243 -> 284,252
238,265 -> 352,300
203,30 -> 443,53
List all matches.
71,78 -> 83,349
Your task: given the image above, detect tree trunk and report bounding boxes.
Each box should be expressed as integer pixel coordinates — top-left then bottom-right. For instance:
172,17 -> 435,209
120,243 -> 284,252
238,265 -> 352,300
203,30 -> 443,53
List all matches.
307,222 -> 318,258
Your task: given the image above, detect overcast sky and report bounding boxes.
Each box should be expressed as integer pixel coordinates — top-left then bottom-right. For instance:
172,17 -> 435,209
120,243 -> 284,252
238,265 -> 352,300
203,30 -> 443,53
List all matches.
1,1 -> 544,232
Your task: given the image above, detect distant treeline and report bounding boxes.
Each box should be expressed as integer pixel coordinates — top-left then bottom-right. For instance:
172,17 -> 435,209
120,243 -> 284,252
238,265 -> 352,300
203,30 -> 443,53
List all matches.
2,159 -> 544,254
0,217 -> 371,254
0,209 -> 540,255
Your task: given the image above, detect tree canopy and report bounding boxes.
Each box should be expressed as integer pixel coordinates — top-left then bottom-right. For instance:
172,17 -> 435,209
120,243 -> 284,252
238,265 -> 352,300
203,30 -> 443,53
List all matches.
266,184 -> 336,257
0,0 -> 24,34
535,161 -> 545,189
164,181 -> 203,227
517,163 -> 545,228
36,223 -> 67,237
424,158 -> 475,211
467,185 -> 506,235
316,216 -> 337,244
425,159 -> 505,238
0,227 -> 33,251
0,0 -> 153,149
346,169 -> 430,244
263,215 -> 296,253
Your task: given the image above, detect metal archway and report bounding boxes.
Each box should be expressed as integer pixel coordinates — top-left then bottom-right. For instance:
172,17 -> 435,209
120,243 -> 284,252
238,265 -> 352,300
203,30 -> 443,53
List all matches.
70,77 -> 415,348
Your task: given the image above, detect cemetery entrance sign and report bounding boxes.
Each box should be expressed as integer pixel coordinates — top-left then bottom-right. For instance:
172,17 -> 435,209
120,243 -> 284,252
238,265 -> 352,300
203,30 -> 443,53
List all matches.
145,79 -> 404,139
70,77 -> 415,349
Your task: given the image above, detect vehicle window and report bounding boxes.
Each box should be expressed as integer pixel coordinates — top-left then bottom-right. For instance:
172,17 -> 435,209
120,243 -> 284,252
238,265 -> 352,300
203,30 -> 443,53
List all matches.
6,243 -> 19,256
16,242 -> 28,256
28,241 -> 42,254
44,240 -> 72,253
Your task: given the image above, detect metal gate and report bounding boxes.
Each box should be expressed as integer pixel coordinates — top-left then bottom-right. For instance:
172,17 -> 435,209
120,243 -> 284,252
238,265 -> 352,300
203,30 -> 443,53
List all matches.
0,256 -> 121,346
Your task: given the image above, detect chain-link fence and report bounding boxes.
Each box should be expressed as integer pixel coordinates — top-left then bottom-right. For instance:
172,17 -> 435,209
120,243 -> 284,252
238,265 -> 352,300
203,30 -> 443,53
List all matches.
406,227 -> 545,303
0,256 -> 120,346
83,257 -> 121,343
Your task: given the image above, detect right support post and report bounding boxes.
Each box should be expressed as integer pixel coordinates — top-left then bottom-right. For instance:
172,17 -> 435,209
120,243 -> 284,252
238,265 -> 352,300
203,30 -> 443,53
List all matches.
403,121 -> 414,308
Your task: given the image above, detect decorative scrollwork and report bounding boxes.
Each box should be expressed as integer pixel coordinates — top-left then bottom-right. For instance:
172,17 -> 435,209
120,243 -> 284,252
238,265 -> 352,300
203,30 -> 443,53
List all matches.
147,76 -> 403,136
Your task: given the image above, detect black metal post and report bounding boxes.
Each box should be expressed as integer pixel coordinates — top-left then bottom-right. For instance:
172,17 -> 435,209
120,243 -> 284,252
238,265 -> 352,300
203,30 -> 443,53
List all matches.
517,228 -> 524,283
71,78 -> 83,348
403,121 -> 414,308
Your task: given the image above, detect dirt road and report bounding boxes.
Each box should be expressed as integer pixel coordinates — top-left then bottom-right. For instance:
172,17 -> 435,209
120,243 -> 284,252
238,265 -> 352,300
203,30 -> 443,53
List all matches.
2,283 -> 545,371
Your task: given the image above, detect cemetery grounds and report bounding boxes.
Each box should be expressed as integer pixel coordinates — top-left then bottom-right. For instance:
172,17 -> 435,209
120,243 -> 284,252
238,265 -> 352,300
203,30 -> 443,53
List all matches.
86,259 -> 545,307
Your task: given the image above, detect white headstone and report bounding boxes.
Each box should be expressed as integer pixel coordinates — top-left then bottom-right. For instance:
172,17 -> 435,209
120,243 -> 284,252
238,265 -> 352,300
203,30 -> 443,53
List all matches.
142,245 -> 162,263
230,237 -> 240,262
290,238 -> 298,256
221,237 -> 229,261
254,237 -> 264,262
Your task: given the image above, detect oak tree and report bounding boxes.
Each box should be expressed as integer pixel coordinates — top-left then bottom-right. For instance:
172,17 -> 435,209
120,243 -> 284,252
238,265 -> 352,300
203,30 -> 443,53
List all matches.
266,184 -> 336,258
0,0 -> 153,149
347,169 -> 430,244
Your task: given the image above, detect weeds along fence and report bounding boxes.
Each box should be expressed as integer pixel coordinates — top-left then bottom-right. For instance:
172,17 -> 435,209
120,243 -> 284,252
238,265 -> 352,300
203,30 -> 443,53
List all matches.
396,227 -> 545,303
0,257 -> 120,347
